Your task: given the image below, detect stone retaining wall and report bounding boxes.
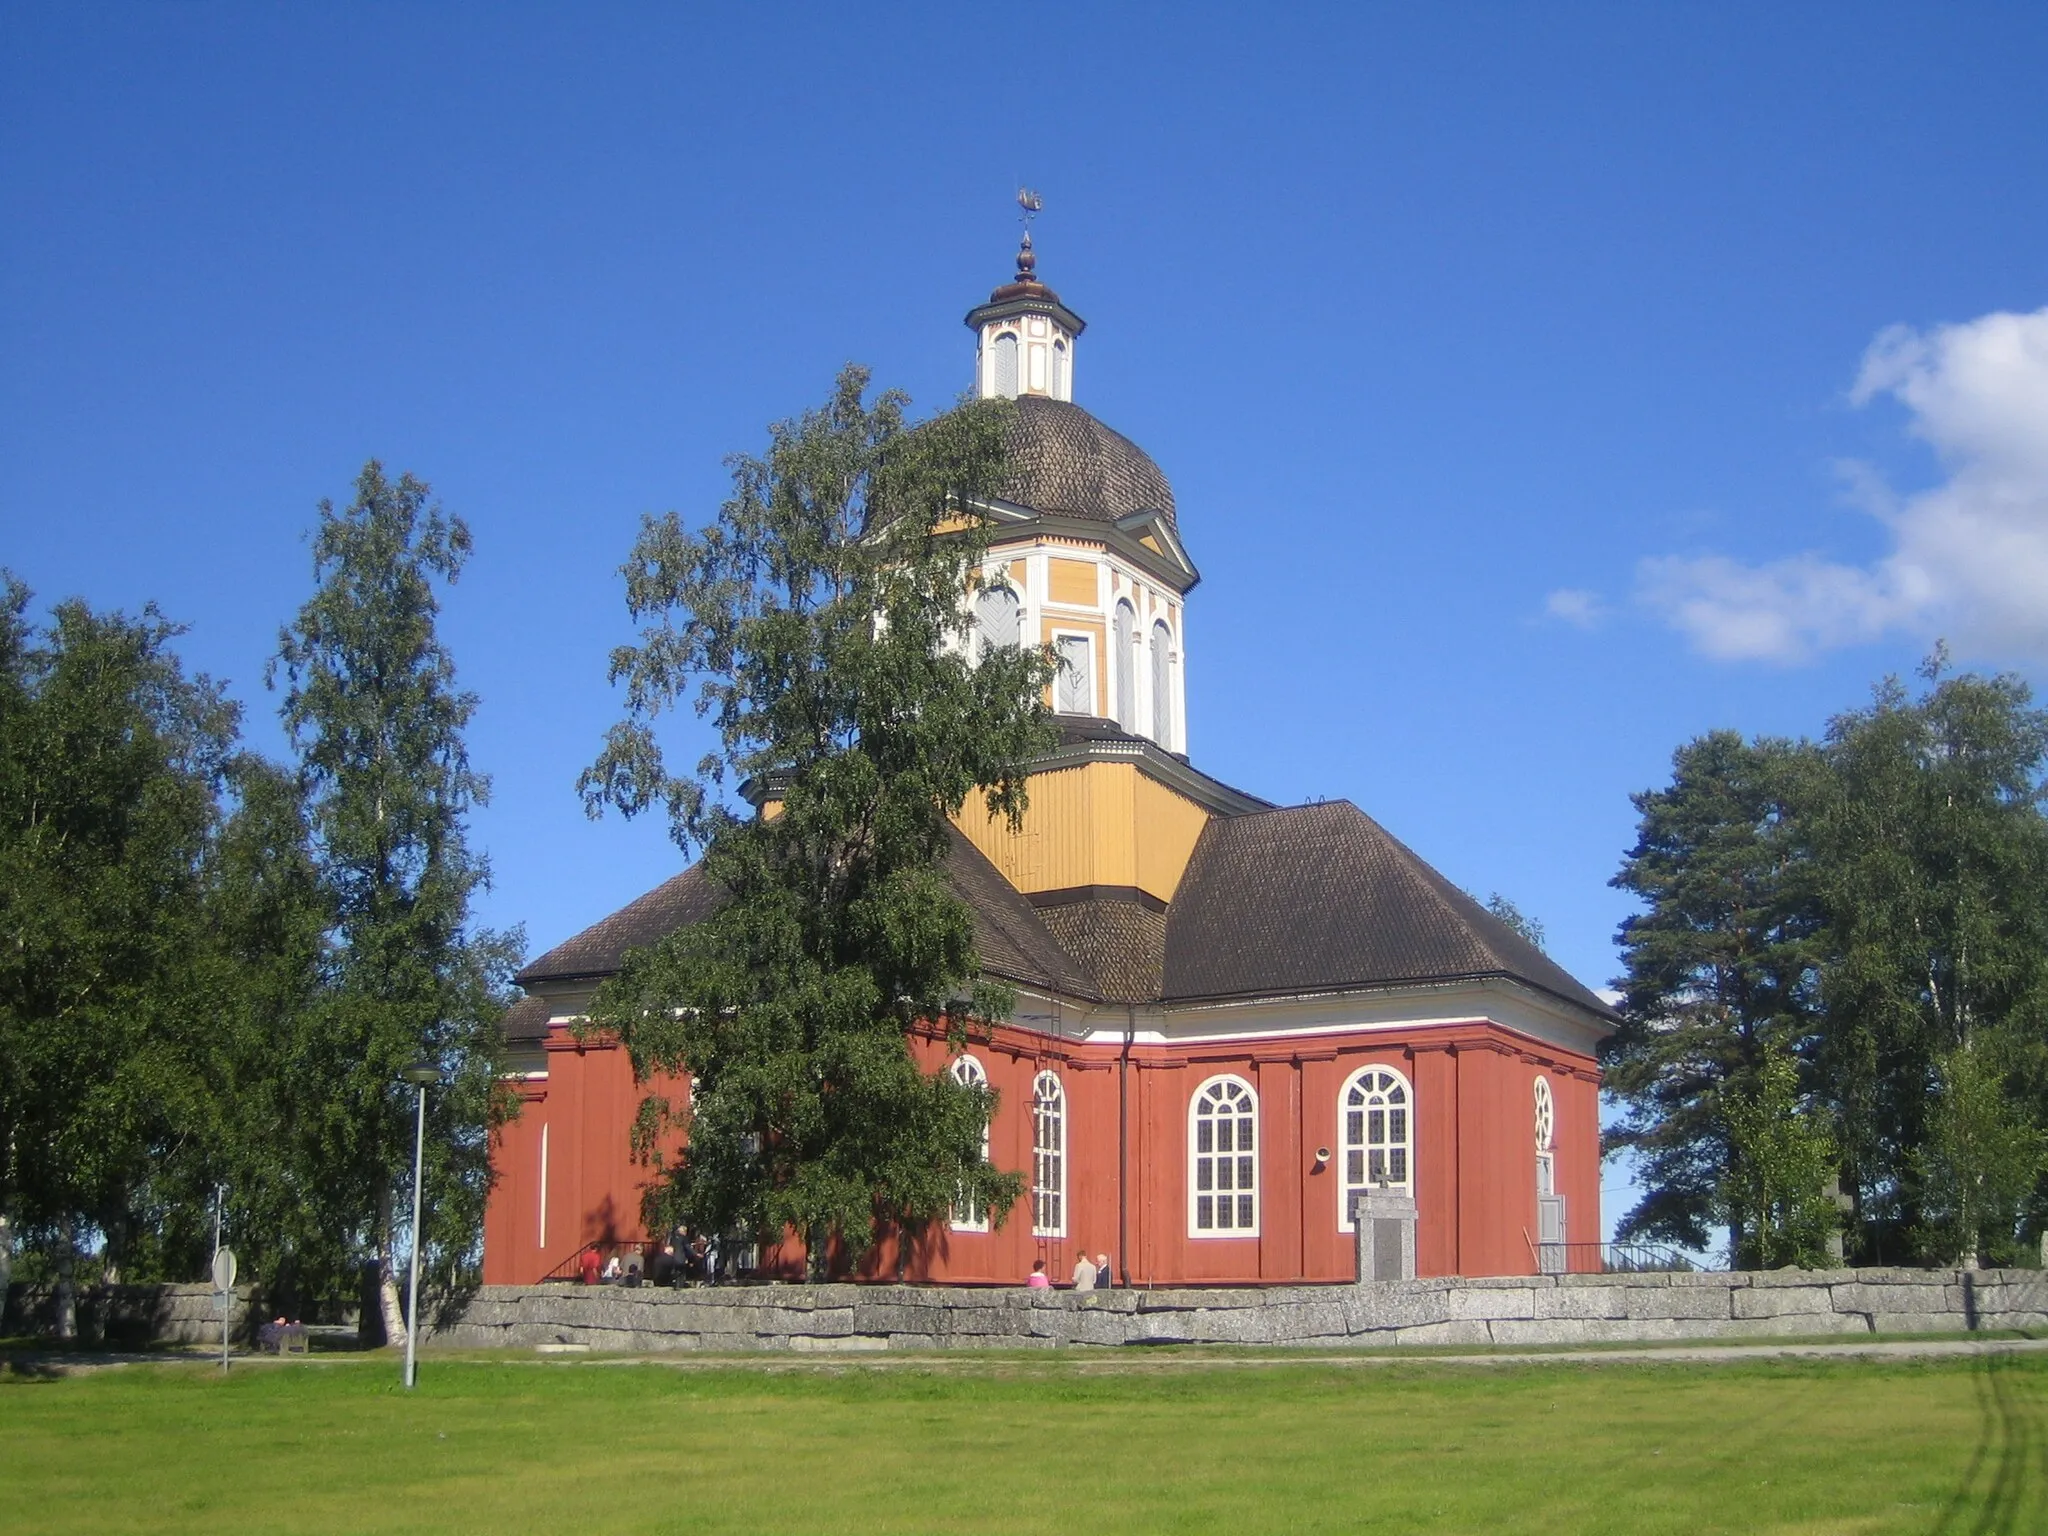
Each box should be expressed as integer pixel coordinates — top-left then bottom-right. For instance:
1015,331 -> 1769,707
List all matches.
425,1268 -> 2048,1353
3,1282 -> 253,1345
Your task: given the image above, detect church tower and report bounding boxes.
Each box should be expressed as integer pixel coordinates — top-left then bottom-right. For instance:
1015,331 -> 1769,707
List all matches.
959,215 -> 1197,762
966,228 -> 1085,403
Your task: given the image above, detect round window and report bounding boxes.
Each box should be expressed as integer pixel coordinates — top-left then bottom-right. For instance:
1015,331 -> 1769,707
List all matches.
1533,1076 -> 1555,1152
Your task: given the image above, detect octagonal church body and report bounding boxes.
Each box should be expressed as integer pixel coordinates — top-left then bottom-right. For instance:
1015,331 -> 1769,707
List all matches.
483,237 -> 1614,1286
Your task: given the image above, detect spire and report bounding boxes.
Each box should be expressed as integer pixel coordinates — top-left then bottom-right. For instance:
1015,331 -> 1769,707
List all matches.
966,190 -> 1085,403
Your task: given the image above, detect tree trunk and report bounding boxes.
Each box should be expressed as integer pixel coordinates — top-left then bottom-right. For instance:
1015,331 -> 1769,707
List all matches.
377,1188 -> 408,1343
55,1218 -> 76,1341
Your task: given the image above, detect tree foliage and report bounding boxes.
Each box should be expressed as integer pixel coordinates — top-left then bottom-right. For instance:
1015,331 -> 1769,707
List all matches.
272,462 -> 517,1329
1608,659 -> 2048,1268
1719,1043 -> 1839,1269
580,366 -> 1057,1276
0,579 -> 238,1316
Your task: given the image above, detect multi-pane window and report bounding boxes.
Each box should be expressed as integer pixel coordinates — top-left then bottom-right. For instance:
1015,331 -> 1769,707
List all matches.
1190,1076 -> 1258,1236
1051,340 -> 1068,400
1340,1066 -> 1412,1230
1031,1071 -> 1065,1237
949,1055 -> 990,1233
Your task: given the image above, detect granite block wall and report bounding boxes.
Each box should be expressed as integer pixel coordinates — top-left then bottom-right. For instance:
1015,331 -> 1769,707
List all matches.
421,1268 -> 2048,1353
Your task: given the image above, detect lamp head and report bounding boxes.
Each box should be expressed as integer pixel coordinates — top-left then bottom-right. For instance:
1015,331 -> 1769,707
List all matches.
401,1059 -> 440,1087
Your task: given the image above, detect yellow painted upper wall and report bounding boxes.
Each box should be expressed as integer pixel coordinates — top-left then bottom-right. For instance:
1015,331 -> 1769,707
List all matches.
1047,557 -> 1097,606
954,759 -> 1211,904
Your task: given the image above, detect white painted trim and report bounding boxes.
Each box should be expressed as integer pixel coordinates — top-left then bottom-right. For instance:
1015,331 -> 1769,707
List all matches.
1336,1064 -> 1415,1233
1030,1069 -> 1067,1238
538,1122 -> 550,1251
949,1054 -> 992,1233
1188,1073 -> 1261,1239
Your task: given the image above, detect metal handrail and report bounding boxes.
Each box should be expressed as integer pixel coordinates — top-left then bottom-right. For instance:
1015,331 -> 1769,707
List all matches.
1523,1230 -> 1701,1273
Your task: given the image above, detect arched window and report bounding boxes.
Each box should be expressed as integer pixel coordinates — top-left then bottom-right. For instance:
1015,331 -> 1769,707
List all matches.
1054,633 -> 1094,715
1050,339 -> 1068,400
1150,621 -> 1175,747
991,332 -> 1019,399
1112,600 -> 1136,731
1031,1071 -> 1065,1237
1189,1075 -> 1258,1236
949,1055 -> 991,1233
975,581 -> 1020,658
1340,1066 -> 1412,1231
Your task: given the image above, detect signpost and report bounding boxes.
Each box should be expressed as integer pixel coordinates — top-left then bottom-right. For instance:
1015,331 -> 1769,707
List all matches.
211,1246 -> 237,1373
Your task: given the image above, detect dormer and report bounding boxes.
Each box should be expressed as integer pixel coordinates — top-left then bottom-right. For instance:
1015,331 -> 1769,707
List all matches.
965,232 -> 1086,403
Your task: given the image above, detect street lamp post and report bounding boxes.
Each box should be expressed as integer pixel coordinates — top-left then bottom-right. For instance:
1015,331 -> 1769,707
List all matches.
400,1059 -> 439,1390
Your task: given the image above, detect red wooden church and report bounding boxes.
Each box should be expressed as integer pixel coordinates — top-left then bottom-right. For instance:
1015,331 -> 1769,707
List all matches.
482,235 -> 1614,1287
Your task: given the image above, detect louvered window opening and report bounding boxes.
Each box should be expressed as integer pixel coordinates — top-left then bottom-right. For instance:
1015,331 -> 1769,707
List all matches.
949,1055 -> 990,1232
976,582 -> 1020,657
1055,634 -> 1093,714
1151,621 -> 1173,747
1341,1067 -> 1411,1229
1191,1077 -> 1257,1235
992,333 -> 1019,399
1113,601 -> 1136,731
1031,1071 -> 1065,1237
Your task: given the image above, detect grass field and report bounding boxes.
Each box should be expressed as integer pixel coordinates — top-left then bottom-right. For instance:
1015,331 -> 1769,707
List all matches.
3,1349 -> 2043,1534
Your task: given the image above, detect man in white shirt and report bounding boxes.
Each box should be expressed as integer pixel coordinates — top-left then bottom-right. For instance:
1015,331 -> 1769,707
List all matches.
1070,1252 -> 1097,1291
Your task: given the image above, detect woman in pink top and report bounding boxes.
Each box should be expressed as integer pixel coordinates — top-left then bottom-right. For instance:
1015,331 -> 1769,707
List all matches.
1026,1259 -> 1051,1288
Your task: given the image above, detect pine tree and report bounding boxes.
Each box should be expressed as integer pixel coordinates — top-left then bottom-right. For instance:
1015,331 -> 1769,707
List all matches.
579,367 -> 1057,1278
1604,731 -> 1823,1258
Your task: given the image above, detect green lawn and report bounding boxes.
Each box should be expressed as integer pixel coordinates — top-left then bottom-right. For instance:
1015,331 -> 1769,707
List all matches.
3,1349 -> 2041,1533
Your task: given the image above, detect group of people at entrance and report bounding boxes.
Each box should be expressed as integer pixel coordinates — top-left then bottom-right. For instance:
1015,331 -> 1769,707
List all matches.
1027,1250 -> 1114,1290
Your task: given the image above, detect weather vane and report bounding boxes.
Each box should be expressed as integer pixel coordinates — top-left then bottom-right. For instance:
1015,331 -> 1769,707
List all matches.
1017,186 -> 1044,232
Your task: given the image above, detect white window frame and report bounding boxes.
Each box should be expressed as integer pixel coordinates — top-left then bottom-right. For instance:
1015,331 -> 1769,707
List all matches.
1052,629 -> 1096,716
991,331 -> 1019,399
1338,1065 -> 1414,1232
1031,1070 -> 1066,1238
1150,619 -> 1175,749
1188,1074 -> 1259,1238
949,1054 -> 991,1233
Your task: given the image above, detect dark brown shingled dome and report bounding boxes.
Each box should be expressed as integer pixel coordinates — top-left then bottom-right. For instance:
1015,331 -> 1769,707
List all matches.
996,396 -> 1177,529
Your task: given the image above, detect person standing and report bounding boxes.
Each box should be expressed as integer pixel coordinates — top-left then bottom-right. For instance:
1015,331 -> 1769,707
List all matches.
578,1244 -> 601,1286
1096,1252 -> 1113,1289
1070,1252 -> 1097,1291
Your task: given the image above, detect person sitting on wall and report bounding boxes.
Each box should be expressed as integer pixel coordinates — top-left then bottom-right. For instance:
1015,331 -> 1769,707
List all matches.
1070,1251 -> 1097,1291
601,1253 -> 623,1284
578,1244 -> 602,1286
1026,1260 -> 1050,1289
623,1251 -> 644,1288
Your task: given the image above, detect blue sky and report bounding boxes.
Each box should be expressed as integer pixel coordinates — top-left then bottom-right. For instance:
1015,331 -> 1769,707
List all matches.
6,6 -> 2047,1235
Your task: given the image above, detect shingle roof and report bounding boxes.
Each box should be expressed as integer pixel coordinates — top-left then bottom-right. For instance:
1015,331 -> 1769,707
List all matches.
995,396 -> 1176,529
1159,801 -> 1613,1014
514,830 -> 1089,998
1034,893 -> 1166,1003
517,864 -> 724,985
500,992 -> 555,1043
513,797 -> 1612,1027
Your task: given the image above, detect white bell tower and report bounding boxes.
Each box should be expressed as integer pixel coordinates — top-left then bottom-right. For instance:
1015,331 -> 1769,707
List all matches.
966,193 -> 1086,403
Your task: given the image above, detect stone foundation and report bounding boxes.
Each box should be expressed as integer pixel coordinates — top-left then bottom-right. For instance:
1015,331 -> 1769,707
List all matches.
423,1267 -> 2048,1353
3,1282 -> 252,1345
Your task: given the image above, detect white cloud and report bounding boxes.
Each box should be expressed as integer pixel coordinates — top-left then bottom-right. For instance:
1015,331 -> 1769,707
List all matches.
1640,305 -> 2048,664
1544,588 -> 1606,629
